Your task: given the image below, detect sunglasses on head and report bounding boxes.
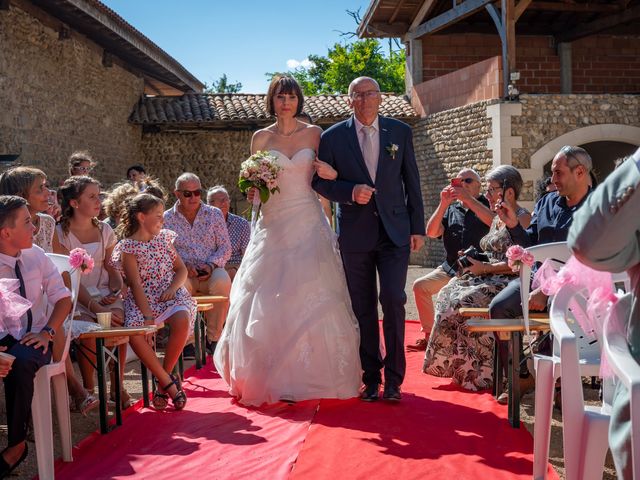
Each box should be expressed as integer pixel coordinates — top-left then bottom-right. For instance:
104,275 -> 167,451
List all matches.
179,189 -> 201,198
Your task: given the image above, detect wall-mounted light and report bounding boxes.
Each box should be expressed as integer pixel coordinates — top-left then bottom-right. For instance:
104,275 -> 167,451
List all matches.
102,51 -> 113,68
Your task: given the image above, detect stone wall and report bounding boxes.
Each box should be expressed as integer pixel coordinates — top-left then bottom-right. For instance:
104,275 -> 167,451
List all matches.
140,129 -> 254,212
0,1 -> 144,185
511,94 -> 640,169
412,100 -> 496,266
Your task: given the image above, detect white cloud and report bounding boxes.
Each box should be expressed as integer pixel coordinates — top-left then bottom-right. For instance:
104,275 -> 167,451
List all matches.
286,58 -> 314,70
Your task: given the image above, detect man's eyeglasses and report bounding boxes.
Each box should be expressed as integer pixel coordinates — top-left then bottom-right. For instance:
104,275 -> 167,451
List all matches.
179,189 -> 202,198
351,90 -> 380,100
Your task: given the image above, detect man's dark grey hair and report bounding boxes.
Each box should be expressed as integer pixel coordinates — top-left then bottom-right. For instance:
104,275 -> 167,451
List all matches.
175,173 -> 201,190
558,145 -> 593,172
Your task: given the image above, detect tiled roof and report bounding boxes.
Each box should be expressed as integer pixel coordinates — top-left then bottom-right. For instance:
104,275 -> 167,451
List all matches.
130,93 -> 417,126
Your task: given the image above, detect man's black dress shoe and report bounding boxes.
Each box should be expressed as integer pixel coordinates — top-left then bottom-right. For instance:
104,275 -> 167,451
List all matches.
0,444 -> 28,479
360,383 -> 380,402
383,384 -> 402,402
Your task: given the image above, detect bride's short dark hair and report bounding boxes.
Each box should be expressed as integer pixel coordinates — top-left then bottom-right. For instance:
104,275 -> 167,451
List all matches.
266,75 -> 304,117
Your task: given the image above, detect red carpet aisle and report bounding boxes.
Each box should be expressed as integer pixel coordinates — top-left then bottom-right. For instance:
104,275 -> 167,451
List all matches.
52,322 -> 559,480
54,366 -> 320,480
292,321 -> 560,480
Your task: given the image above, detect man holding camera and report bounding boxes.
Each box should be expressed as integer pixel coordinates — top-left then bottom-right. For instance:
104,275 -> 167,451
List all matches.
411,168 -> 493,350
164,173 -> 232,357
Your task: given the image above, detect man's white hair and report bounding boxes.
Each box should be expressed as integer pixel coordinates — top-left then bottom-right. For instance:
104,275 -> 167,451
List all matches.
175,172 -> 201,190
348,77 -> 381,96
458,168 -> 481,183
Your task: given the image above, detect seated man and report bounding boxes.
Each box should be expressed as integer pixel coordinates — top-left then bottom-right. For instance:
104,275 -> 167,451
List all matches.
489,145 -> 593,402
0,195 -> 72,476
207,186 -> 250,281
164,173 -> 231,356
411,168 -> 493,350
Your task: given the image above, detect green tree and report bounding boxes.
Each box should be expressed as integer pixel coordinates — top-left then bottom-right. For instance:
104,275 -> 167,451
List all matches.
266,39 -> 404,95
204,73 -> 242,94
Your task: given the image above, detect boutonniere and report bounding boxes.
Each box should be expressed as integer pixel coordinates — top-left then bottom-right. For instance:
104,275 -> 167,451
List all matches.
386,143 -> 399,160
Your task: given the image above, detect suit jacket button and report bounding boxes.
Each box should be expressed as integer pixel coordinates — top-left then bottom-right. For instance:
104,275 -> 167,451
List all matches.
626,186 -> 634,194
617,198 -> 625,209
373,211 -> 378,216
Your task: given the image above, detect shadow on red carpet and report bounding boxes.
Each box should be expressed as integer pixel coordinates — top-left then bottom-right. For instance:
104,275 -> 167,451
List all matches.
50,321 -> 558,480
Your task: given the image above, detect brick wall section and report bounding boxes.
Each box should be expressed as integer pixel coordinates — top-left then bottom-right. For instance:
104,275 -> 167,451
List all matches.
141,130 -> 254,212
572,36 -> 640,94
421,33 -> 640,95
412,56 -> 501,115
511,94 -> 640,169
0,2 -> 144,185
411,100 -> 497,266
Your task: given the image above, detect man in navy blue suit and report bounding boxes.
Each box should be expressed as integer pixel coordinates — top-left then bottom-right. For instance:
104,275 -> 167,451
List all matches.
312,77 -> 425,402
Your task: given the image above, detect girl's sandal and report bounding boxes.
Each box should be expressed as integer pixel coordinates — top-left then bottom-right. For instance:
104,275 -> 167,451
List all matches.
168,374 -> 187,411
152,389 -> 169,410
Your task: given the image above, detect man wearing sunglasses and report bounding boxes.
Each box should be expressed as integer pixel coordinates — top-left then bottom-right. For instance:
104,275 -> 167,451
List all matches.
164,173 -> 232,358
411,168 -> 493,350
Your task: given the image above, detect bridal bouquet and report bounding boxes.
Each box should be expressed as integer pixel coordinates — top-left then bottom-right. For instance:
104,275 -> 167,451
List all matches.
238,151 -> 283,228
69,248 -> 95,275
506,245 -> 535,272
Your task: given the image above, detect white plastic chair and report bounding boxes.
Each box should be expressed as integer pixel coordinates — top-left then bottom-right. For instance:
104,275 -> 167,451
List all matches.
520,242 -> 576,480
602,293 -> 639,480
31,253 -> 80,479
552,283 -> 611,480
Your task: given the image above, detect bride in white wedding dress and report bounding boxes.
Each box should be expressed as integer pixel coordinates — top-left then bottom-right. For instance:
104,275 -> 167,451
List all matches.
213,75 -> 362,406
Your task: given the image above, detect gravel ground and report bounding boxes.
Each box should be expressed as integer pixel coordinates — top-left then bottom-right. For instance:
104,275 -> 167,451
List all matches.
2,265 -> 617,479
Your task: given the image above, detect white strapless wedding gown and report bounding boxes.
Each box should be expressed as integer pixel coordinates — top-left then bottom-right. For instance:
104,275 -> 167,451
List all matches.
214,148 -> 362,406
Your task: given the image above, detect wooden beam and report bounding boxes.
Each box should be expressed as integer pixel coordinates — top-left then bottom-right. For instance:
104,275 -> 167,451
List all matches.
366,22 -> 411,37
356,0 -> 381,37
527,1 -> 621,13
409,0 -> 437,31
504,0 -> 516,75
514,0 -> 533,21
389,0 -> 406,24
555,5 -> 640,43
409,0 -> 493,39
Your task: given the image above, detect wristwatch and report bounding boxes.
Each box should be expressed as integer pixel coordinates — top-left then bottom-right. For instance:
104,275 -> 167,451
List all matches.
41,326 -> 56,339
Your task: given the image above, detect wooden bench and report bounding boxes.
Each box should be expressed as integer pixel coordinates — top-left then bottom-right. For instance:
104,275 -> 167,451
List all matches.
79,326 -> 158,434
459,307 -> 549,321
466,318 -> 550,428
190,295 -> 229,367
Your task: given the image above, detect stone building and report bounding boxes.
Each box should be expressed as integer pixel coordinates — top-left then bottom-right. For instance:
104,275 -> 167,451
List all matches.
0,0 -> 202,184
359,0 -> 640,266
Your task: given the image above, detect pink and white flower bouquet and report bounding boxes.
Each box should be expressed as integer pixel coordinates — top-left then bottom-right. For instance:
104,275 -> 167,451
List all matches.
238,151 -> 283,204
238,151 -> 283,228
506,245 -> 535,272
69,248 -> 95,275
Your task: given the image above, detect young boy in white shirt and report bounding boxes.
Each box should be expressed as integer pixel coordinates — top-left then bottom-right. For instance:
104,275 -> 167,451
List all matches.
0,195 -> 71,476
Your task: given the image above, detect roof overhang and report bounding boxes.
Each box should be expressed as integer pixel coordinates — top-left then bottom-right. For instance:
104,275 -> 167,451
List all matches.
29,0 -> 203,93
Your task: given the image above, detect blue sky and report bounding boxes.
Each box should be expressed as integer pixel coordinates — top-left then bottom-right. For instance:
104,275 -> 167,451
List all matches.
102,0 -> 371,93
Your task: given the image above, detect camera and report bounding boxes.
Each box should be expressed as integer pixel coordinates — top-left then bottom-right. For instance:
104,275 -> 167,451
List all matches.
457,246 -> 488,269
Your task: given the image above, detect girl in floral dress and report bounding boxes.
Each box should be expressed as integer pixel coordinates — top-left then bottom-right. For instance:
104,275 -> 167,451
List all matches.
111,193 -> 195,410
423,166 -> 531,391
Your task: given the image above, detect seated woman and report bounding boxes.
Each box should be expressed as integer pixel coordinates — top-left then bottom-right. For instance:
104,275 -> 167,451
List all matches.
423,165 -> 531,391
53,176 -> 129,409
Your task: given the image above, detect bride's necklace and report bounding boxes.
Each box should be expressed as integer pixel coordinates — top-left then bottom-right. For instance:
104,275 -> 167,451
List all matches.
275,121 -> 300,137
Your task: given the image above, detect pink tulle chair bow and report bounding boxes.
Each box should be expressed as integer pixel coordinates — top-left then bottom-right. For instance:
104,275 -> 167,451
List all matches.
0,278 -> 33,338
533,255 -> 622,377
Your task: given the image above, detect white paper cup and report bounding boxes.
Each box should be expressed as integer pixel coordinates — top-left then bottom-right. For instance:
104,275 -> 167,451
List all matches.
96,312 -> 112,329
0,352 -> 16,366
